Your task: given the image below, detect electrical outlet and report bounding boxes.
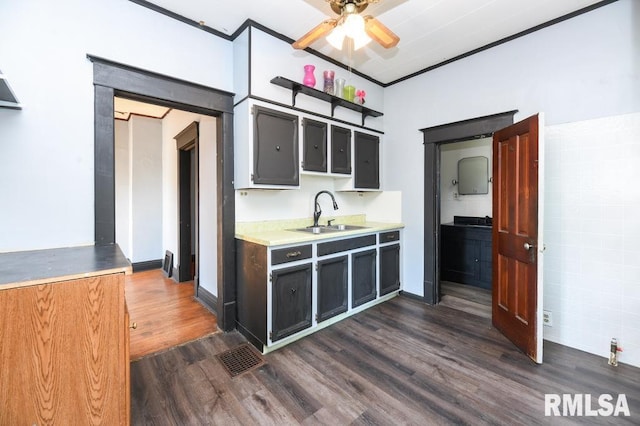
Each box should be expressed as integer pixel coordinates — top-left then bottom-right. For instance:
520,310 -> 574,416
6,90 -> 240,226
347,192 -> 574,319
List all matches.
543,310 -> 553,327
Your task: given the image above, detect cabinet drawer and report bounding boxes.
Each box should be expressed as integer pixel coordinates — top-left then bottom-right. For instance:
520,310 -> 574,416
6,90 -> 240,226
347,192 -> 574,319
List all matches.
271,245 -> 312,265
317,235 -> 376,257
379,231 -> 400,243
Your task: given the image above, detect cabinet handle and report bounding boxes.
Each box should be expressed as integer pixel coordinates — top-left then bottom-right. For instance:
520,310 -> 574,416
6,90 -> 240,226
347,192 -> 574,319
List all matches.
387,235 -> 395,240
314,144 -> 318,149
275,145 -> 281,151
286,251 -> 302,258
340,148 -> 344,152
290,288 -> 297,294
129,322 -> 137,330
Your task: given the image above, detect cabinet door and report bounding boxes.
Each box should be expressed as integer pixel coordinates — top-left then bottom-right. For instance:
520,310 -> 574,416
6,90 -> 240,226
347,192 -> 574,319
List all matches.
331,125 -> 351,174
352,249 -> 377,308
271,263 -> 312,342
317,255 -> 348,322
354,131 -> 379,189
302,118 -> 327,172
440,225 -> 480,285
253,105 -> 299,186
379,244 -> 400,296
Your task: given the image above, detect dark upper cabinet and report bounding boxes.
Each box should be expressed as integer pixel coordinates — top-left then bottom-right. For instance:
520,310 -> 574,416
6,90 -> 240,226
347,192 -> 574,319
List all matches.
271,263 -> 313,342
352,249 -> 377,308
253,105 -> 299,186
354,131 -> 379,189
331,125 -> 351,175
440,224 -> 492,289
302,118 -> 327,172
317,255 -> 348,322
379,244 -> 400,296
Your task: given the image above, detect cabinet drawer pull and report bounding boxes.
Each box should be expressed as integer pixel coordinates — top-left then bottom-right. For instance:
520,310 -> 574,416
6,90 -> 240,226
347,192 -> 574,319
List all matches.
290,288 -> 297,294
286,251 -> 302,258
387,235 -> 395,240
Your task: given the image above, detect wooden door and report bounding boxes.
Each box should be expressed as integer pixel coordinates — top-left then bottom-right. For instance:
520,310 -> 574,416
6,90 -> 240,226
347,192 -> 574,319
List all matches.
253,105 -> 299,186
492,113 -> 544,363
271,263 -> 312,342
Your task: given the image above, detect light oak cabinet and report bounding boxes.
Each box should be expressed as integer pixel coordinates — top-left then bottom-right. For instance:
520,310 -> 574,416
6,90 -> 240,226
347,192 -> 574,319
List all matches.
0,246 -> 131,425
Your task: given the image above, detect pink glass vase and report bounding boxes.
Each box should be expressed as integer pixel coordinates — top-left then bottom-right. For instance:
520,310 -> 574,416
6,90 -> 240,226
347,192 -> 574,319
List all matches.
303,65 -> 316,88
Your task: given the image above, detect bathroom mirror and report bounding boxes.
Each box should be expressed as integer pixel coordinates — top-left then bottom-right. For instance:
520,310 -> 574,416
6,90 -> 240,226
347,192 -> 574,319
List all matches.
457,156 -> 489,195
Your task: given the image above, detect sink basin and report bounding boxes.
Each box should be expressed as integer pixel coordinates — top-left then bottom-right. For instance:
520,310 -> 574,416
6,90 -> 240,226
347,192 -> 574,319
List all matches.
326,224 -> 369,231
291,226 -> 340,234
290,224 -> 369,234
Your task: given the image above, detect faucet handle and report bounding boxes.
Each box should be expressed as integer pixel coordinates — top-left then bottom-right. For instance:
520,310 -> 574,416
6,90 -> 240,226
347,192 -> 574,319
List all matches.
327,219 -> 335,226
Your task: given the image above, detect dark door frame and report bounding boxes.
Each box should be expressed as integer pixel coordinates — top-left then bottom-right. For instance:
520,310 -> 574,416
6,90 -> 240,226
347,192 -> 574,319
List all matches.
175,122 -> 199,286
420,110 -> 517,305
88,55 -> 236,331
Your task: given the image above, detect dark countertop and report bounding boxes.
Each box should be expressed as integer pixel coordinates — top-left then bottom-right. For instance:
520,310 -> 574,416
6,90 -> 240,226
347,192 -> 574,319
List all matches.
442,222 -> 492,229
0,244 -> 131,290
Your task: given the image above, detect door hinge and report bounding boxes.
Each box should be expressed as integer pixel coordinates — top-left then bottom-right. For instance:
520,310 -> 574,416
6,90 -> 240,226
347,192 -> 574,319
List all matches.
269,331 -> 272,340
269,273 -> 272,282
315,313 -> 318,321
251,173 -> 254,182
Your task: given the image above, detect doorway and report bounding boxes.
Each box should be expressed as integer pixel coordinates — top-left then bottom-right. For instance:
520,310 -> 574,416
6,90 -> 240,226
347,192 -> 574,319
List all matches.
176,122 -> 199,285
89,56 -> 237,331
420,111 -> 517,305
438,138 -> 493,318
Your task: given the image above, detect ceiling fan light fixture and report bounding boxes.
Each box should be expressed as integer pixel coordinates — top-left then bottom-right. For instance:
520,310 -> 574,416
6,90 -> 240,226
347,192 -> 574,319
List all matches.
326,24 -> 346,49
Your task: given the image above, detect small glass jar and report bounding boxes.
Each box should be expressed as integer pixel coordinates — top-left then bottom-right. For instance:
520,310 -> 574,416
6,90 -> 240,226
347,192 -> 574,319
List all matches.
334,78 -> 345,99
323,70 -> 335,95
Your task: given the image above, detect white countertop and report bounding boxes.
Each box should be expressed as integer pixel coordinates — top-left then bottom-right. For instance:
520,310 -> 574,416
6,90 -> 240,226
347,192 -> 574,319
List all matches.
235,219 -> 404,247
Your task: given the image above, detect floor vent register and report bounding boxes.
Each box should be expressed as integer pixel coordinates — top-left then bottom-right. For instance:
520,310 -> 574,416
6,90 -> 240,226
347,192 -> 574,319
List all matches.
216,343 -> 265,378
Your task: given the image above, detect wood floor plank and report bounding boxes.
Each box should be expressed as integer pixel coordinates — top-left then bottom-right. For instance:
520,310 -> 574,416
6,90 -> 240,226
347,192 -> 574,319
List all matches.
125,269 -> 218,360
131,296 -> 640,425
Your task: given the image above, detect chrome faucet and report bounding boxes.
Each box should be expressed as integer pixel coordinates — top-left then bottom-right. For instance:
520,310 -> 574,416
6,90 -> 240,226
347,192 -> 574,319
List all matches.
313,190 -> 338,227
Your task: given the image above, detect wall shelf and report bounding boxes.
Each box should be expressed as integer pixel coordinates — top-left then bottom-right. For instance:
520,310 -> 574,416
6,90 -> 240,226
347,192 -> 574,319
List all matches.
271,76 -> 382,126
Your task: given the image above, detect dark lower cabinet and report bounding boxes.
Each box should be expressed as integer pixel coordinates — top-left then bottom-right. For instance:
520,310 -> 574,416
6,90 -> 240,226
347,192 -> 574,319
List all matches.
331,125 -> 351,174
271,263 -> 313,342
440,224 -> 492,289
317,255 -> 348,322
379,244 -> 400,296
302,118 -> 327,172
354,131 -> 379,189
352,249 -> 377,308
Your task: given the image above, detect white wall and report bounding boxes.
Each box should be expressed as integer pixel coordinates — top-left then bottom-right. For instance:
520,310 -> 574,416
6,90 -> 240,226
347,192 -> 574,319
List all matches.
544,113 -> 640,367
440,138 -> 492,224
162,110 -> 218,297
384,0 -> 640,366
129,116 -> 163,263
0,0 -> 233,252
115,120 -> 131,257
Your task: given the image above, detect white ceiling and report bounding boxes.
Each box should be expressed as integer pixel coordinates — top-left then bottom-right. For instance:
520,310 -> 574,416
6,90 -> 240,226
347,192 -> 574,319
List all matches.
114,97 -> 170,120
141,0 -> 605,84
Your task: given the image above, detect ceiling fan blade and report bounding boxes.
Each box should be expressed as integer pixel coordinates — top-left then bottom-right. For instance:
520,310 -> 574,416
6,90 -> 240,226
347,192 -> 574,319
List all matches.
364,16 -> 399,48
292,20 -> 337,49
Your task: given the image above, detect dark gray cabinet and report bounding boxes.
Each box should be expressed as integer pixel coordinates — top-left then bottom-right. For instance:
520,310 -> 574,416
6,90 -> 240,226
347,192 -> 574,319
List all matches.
440,224 -> 492,289
380,244 -> 400,296
271,263 -> 313,342
352,249 -> 377,307
253,105 -> 299,186
331,125 -> 351,174
354,131 -> 379,189
316,255 -> 348,322
302,118 -> 327,172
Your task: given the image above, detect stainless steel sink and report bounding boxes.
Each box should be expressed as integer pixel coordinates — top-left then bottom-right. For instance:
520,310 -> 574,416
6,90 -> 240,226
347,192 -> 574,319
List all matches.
290,224 -> 369,234
327,224 -> 369,231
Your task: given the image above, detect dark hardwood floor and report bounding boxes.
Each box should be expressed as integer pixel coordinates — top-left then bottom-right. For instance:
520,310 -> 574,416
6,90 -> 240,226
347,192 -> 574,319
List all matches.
439,280 -> 492,319
125,269 -> 219,360
130,296 -> 639,425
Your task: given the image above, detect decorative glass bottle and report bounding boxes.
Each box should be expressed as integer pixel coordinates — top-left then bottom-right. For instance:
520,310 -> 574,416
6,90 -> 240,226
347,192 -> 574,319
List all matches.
303,65 -> 316,88
323,70 -> 335,95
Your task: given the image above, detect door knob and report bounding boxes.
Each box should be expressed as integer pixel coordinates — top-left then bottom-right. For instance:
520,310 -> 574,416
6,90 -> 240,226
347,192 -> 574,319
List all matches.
524,242 -> 535,250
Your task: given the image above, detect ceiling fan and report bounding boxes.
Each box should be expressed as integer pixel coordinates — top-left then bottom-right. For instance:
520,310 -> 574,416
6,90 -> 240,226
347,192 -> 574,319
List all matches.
292,0 -> 400,50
